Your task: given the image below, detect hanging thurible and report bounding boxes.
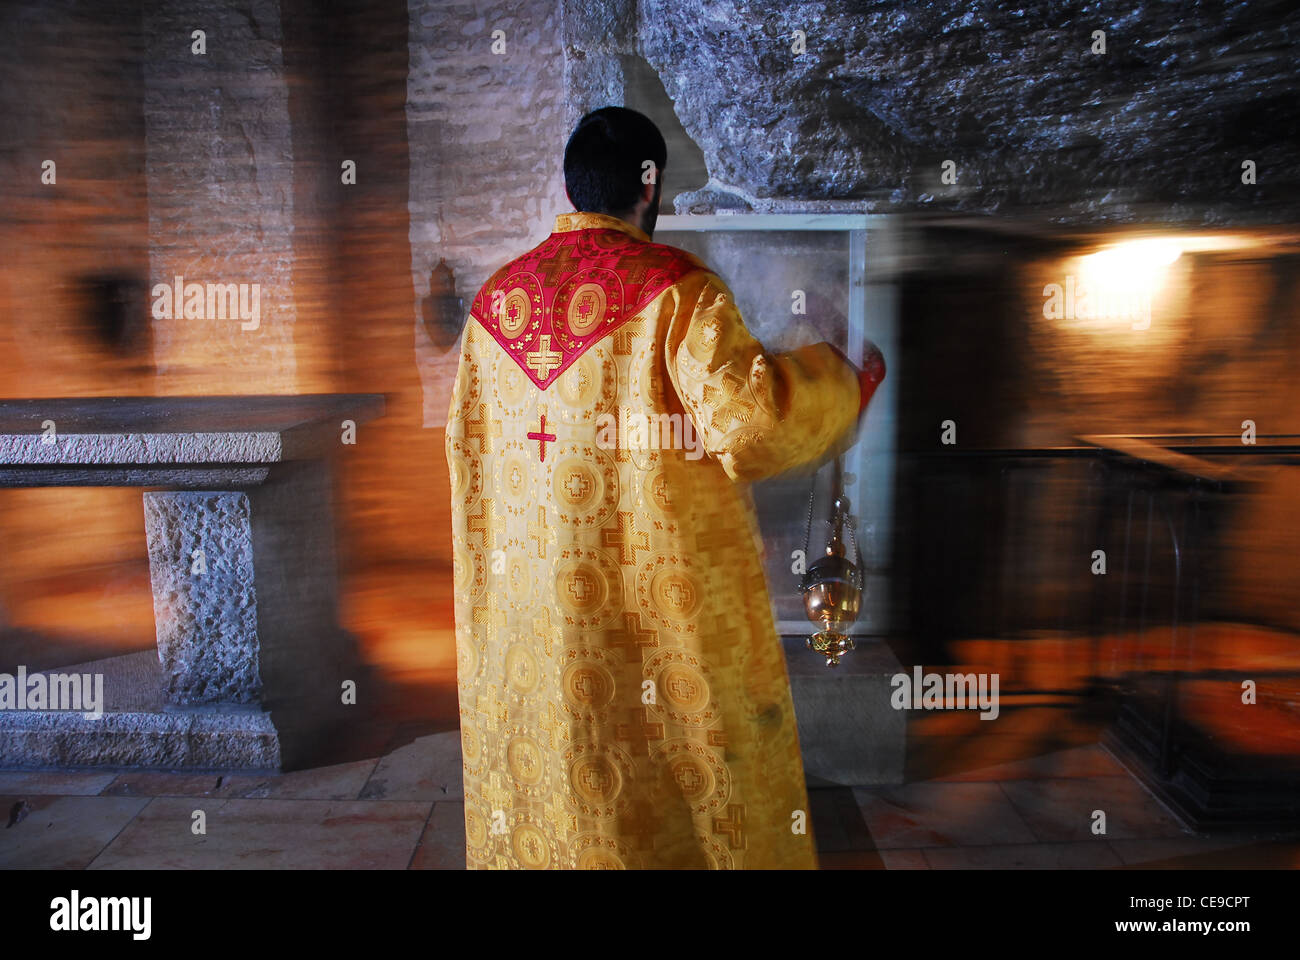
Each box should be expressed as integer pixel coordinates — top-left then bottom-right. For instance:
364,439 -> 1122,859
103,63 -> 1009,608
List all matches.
799,455 -> 864,666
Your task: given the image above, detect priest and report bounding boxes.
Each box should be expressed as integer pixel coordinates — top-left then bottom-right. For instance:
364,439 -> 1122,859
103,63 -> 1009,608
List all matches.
444,106 -> 885,868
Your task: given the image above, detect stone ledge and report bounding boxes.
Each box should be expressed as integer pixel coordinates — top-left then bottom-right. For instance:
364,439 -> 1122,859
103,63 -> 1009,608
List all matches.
0,651 -> 284,771
0,394 -> 385,468
0,707 -> 281,771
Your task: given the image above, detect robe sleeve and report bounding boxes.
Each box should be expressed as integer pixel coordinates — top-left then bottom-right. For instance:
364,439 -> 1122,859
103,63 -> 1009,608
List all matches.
664,269 -> 864,483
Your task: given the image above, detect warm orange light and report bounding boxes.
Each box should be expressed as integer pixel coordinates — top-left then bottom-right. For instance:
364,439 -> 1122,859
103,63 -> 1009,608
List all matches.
1045,234 -> 1262,334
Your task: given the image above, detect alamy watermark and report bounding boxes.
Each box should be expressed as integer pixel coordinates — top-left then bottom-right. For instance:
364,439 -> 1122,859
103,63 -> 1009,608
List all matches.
50,891 -> 150,940
891,667 -> 1000,720
0,666 -> 104,719
151,276 -> 260,330
595,408 -> 703,460
1042,274 -> 1151,331
1042,240 -> 1186,332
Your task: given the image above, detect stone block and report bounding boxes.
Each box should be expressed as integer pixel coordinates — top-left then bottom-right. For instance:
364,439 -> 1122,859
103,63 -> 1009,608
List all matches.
0,651 -> 280,770
784,636 -> 906,786
144,490 -> 261,705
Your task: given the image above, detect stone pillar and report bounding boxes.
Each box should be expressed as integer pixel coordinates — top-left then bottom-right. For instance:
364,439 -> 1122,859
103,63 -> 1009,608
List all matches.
143,460 -> 356,768
144,490 -> 262,705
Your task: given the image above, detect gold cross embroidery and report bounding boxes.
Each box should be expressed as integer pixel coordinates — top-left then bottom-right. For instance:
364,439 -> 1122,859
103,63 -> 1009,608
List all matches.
702,371 -> 755,432
526,335 -> 564,381
538,702 -> 564,750
601,511 -> 649,565
536,245 -> 583,285
611,611 -> 659,656
465,404 -> 502,454
472,591 -> 507,631
466,498 -> 499,549
712,803 -> 746,849
621,251 -> 673,284
533,607 -> 562,657
527,505 -> 556,559
612,321 -> 643,355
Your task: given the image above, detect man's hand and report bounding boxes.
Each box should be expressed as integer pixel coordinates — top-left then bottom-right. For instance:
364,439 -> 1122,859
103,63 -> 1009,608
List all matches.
827,340 -> 886,417
857,340 -> 886,416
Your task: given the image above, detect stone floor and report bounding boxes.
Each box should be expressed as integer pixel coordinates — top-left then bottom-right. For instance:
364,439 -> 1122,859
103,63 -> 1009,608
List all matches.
4,704 -> 1299,869
9,553 -> 1298,869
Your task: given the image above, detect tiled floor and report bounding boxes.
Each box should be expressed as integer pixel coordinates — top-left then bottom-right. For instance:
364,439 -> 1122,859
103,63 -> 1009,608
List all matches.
10,565 -> 1298,871
4,720 -> 1299,869
0,730 -> 465,870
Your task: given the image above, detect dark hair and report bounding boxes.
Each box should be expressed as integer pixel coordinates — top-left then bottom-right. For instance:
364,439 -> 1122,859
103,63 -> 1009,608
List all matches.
563,106 -> 667,214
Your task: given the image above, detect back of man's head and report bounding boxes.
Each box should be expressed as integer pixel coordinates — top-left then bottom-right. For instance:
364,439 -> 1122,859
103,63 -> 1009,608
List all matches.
564,106 -> 666,216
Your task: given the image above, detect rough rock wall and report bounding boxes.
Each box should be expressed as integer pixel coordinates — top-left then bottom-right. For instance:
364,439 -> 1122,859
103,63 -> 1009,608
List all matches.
637,0 -> 1299,222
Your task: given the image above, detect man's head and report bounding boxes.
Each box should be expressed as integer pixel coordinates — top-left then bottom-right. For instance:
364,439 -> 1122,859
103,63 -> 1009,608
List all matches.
563,106 -> 665,238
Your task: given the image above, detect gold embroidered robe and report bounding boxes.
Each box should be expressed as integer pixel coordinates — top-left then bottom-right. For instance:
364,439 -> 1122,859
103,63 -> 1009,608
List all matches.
444,211 -> 862,869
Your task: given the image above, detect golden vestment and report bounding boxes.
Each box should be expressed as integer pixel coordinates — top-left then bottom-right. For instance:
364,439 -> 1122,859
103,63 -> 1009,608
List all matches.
444,211 -> 861,868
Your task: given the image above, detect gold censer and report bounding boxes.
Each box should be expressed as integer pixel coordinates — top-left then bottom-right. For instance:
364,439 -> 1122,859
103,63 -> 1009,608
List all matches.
799,456 -> 864,667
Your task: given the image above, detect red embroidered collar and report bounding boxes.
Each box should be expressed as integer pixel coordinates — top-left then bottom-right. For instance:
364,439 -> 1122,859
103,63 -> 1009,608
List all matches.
469,213 -> 702,390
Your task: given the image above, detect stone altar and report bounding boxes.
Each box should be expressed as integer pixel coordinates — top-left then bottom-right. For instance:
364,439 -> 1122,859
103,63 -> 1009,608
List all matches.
0,395 -> 384,771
